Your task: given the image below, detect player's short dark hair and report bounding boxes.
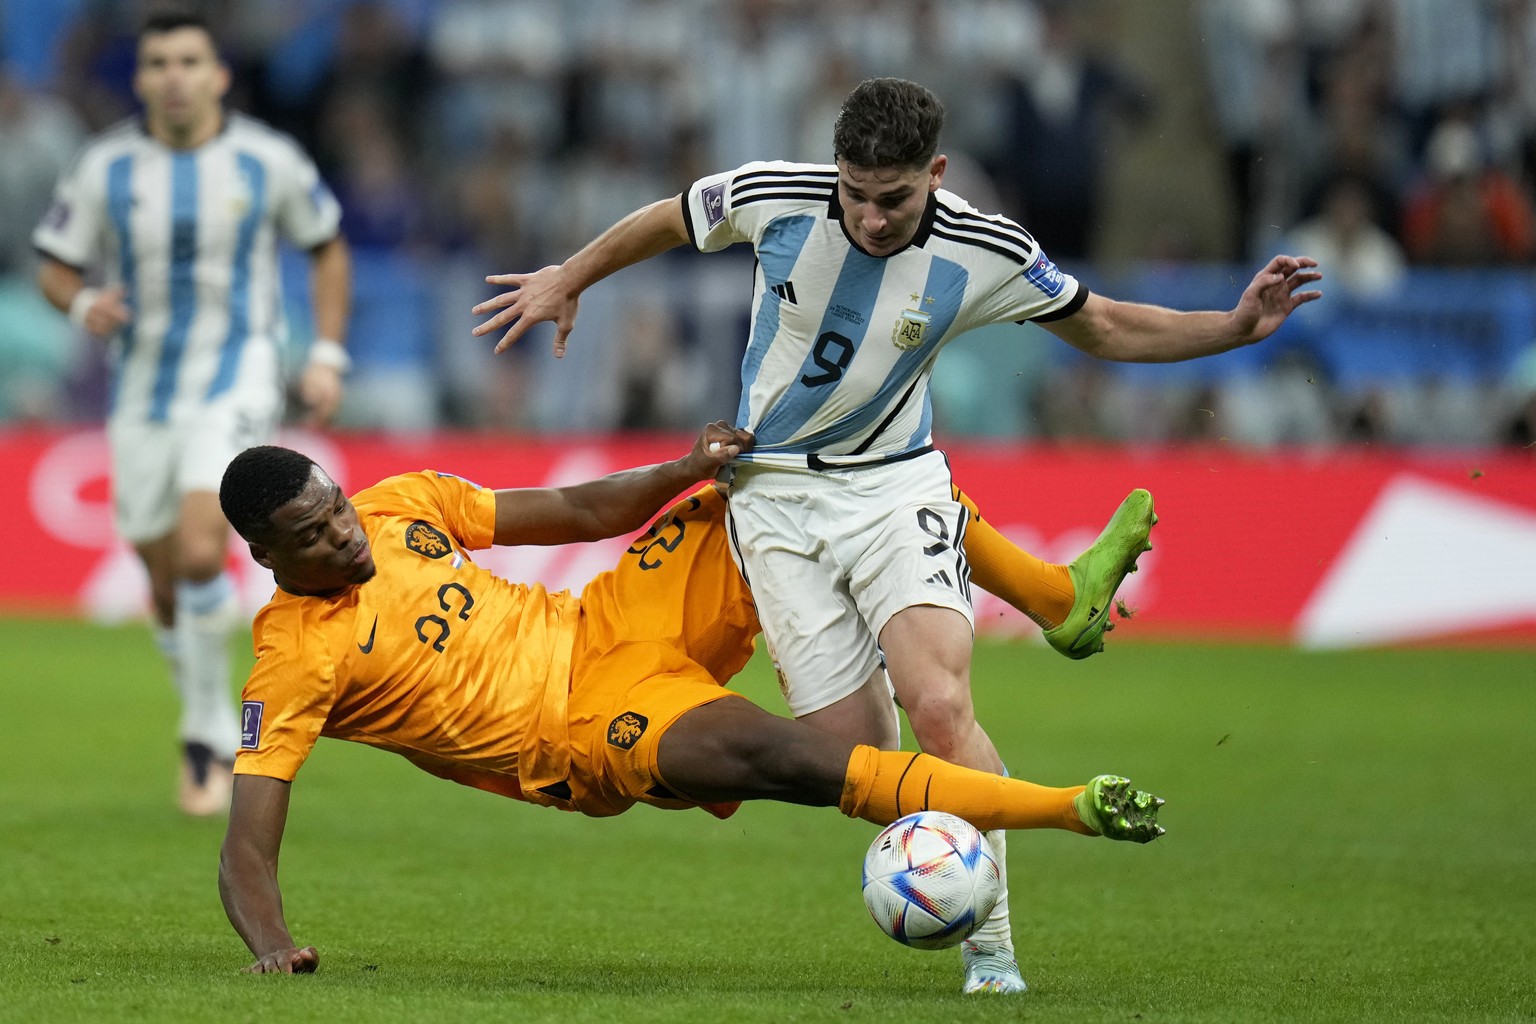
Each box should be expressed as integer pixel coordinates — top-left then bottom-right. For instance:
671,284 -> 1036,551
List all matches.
833,78 -> 945,171
139,9 -> 218,50
220,446 -> 318,541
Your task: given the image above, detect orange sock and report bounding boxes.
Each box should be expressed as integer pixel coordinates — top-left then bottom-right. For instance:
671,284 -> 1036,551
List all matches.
954,486 -> 1074,629
839,745 -> 1096,836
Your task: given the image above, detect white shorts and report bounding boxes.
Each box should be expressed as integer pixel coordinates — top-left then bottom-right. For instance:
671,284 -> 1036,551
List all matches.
107,394 -> 279,543
726,451 -> 973,716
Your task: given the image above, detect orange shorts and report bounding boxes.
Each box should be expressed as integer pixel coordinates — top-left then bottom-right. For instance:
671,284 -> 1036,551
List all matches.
557,486 -> 761,817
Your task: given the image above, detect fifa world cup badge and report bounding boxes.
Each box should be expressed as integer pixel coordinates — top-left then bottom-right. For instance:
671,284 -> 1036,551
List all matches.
892,307 -> 931,350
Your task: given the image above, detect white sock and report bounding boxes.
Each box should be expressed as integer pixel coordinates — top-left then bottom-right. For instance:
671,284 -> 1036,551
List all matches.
154,622 -> 180,679
154,621 -> 190,730
968,827 -> 1014,951
175,574 -> 241,761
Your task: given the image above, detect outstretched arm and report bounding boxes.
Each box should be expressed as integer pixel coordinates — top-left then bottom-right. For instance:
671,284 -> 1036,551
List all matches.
219,774 -> 318,974
1043,255 -> 1322,363
492,420 -> 754,546
472,195 -> 689,357
37,256 -> 132,337
296,235 -> 353,427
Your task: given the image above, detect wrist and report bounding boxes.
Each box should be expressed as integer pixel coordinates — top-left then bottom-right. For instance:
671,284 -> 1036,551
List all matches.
679,452 -> 720,482
306,338 -> 351,375
68,287 -> 102,329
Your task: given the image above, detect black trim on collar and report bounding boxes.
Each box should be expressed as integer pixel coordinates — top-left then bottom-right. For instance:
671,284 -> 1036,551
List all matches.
137,109 -> 231,149
908,192 -> 939,250
829,186 -> 940,260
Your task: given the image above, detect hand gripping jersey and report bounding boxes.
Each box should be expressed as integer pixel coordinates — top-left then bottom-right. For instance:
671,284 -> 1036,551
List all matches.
32,114 -> 342,425
234,471 -> 582,802
682,162 -> 1087,467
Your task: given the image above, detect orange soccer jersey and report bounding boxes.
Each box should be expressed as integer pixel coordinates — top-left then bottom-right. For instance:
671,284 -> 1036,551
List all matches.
235,473 -> 761,815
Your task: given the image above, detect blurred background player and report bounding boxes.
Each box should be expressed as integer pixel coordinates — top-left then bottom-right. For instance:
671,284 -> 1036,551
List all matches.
473,76 -> 1318,995
31,10 -> 352,816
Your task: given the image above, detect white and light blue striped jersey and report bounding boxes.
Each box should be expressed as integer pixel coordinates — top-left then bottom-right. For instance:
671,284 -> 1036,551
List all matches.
682,161 -> 1086,467
33,113 -> 342,424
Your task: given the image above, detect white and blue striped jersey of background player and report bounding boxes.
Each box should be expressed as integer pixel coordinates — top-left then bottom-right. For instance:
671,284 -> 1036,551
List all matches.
32,113 -> 342,425
682,161 -> 1087,468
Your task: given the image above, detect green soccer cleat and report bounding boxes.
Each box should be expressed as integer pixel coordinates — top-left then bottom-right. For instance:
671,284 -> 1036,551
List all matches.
1074,775 -> 1166,843
1043,489 -> 1156,660
960,941 -> 1029,995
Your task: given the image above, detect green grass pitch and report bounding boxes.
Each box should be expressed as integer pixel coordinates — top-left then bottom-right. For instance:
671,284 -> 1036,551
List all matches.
2,618 -> 1533,1023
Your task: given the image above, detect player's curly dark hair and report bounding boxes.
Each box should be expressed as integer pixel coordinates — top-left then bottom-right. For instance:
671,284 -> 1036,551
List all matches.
833,78 -> 945,170
220,446 -> 317,541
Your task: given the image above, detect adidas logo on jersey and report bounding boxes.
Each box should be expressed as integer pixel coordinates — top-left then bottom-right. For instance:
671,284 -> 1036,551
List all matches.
771,281 -> 798,304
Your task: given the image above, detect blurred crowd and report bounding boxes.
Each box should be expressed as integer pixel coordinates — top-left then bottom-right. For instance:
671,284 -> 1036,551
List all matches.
2,0 -> 1535,447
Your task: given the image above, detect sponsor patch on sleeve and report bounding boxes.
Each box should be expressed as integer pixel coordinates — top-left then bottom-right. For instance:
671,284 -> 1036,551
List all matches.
44,201 -> 71,231
701,182 -> 727,229
310,181 -> 336,211
1022,251 -> 1066,298
240,701 -> 264,750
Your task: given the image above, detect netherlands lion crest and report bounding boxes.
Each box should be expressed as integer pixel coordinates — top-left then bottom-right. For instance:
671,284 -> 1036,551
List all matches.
405,521 -> 453,559
607,711 -> 649,749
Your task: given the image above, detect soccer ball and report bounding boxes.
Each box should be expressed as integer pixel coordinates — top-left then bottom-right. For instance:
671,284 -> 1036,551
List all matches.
861,811 -> 1001,950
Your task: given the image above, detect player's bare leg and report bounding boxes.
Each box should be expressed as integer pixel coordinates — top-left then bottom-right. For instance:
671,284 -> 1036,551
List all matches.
875,604 -> 1030,993
160,491 -> 241,816
136,532 -> 222,815
653,696 -> 1166,842
796,667 -> 901,750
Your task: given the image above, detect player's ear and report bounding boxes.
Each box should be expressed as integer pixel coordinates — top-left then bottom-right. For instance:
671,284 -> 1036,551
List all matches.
928,155 -> 947,192
249,542 -> 274,570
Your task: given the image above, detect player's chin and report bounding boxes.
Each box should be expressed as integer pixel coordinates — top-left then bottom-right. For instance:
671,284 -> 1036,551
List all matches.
348,557 -> 378,585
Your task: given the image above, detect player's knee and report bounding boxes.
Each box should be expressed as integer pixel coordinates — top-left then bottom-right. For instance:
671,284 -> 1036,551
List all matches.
175,537 -> 222,577
901,691 -> 976,760
176,541 -> 226,581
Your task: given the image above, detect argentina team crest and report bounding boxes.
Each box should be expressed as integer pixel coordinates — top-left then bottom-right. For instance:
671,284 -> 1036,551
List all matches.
892,294 -> 934,350
227,173 -> 254,217
405,521 -> 453,559
607,712 -> 649,750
